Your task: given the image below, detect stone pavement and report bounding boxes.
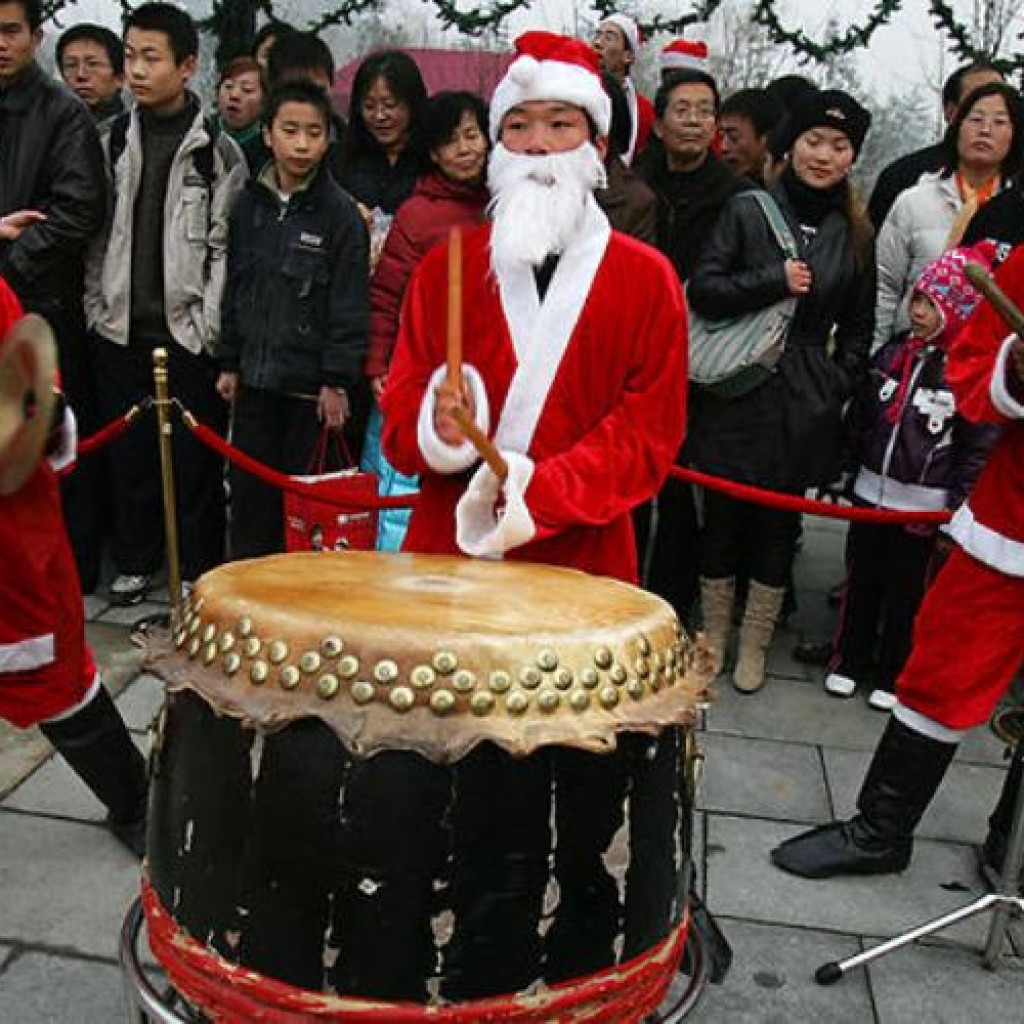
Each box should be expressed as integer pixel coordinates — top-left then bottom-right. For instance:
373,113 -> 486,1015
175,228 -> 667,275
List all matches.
1,524 -> 1022,1022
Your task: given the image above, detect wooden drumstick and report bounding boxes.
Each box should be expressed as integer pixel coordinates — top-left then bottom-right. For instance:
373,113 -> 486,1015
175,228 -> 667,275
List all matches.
446,226 -> 463,389
965,260 -> 1024,337
452,406 -> 509,483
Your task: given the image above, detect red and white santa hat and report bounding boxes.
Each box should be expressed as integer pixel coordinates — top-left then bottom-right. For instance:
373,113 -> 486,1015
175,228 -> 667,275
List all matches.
659,38 -> 710,74
599,14 -> 642,53
490,31 -> 612,141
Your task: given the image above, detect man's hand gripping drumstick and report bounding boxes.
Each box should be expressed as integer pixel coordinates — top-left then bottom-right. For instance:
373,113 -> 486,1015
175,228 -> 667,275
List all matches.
965,261 -> 1024,391
435,226 -> 509,483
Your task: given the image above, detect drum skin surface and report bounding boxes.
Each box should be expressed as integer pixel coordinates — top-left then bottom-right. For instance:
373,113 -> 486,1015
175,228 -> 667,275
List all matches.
146,552 -> 712,1009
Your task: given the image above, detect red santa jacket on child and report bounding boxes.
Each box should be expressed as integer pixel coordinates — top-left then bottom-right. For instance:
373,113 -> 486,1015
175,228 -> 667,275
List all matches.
945,244 -> 1024,576
0,278 -> 96,728
381,200 -> 687,584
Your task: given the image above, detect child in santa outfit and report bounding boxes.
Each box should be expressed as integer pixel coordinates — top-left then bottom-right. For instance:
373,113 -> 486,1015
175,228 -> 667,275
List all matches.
772,241 -> 1024,880
824,242 -> 1001,711
0,275 -> 148,857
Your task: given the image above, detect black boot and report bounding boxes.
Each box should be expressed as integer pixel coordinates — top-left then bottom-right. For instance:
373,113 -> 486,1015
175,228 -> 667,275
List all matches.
981,750 -> 1024,880
40,685 -> 149,858
771,717 -> 957,879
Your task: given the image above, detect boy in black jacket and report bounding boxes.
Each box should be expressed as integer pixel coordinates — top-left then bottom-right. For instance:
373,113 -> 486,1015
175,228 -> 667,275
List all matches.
216,82 -> 369,558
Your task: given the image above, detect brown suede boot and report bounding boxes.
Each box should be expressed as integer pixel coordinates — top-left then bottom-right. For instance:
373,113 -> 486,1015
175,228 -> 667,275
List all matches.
733,582 -> 785,693
699,576 -> 735,677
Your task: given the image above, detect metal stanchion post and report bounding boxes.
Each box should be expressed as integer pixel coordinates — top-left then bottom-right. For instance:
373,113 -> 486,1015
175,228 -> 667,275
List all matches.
152,349 -> 183,630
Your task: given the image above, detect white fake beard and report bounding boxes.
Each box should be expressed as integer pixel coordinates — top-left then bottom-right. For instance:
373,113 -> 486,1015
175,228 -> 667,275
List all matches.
487,141 -> 607,275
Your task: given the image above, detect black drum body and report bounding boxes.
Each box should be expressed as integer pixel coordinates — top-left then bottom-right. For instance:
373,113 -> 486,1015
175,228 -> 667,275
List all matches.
148,688 -> 696,1003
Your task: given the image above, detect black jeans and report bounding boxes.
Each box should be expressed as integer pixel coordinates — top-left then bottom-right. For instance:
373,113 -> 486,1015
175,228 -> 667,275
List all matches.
700,489 -> 799,588
830,520 -> 935,691
93,334 -> 227,581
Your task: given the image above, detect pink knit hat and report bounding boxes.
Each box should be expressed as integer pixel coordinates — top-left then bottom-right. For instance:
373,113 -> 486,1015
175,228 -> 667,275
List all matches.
913,240 -> 999,347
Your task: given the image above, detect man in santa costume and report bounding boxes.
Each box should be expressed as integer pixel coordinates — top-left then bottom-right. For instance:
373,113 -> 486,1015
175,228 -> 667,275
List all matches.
591,14 -> 653,165
0,273 -> 147,857
772,243 -> 1024,881
382,30 -> 687,586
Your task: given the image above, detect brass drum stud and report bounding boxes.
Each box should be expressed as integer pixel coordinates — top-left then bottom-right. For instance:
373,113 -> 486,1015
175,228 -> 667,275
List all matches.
351,680 -> 375,705
268,640 -> 289,665
173,629 -> 187,649
638,634 -> 652,655
222,652 -> 241,676
202,623 -> 217,644
375,659 -> 399,684
338,655 -> 360,679
279,665 -> 301,690
627,679 -> 644,700
538,689 -> 560,713
610,663 -> 627,685
537,649 -> 558,671
321,636 -> 344,658
192,597 -> 205,614
599,685 -> 620,709
519,666 -> 542,690
432,651 -> 458,675
594,646 -> 613,669
188,637 -> 201,657
187,617 -> 201,636
316,674 -> 340,700
219,632 -> 235,653
411,665 -> 437,689
506,691 -> 529,715
245,637 -> 262,658
250,661 -> 269,684
300,651 -> 322,674
652,651 -> 664,671
635,658 -> 650,679
554,667 -> 573,690
452,669 -> 476,693
237,616 -> 253,637
389,686 -> 415,712
430,690 -> 456,715
580,667 -> 600,689
470,692 -> 495,716
488,670 -> 512,693
569,690 -> 590,712
202,642 -> 217,665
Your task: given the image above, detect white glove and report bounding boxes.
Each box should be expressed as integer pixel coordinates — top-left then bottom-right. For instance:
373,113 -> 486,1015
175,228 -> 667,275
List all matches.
456,451 -> 536,559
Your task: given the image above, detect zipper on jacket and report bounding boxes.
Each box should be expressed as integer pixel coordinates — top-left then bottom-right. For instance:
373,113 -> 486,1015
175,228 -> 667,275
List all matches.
877,357 -> 927,507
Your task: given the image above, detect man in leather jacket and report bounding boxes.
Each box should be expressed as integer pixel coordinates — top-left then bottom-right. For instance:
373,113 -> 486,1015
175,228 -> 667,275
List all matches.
0,0 -> 108,592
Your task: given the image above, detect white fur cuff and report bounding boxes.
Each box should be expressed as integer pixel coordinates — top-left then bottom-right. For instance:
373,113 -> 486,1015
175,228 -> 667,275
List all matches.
456,451 -> 537,559
46,405 -> 78,474
990,335 -> 1024,419
416,364 -> 491,474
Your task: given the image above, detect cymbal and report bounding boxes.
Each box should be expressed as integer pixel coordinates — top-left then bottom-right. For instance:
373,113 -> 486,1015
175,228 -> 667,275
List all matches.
0,314 -> 57,496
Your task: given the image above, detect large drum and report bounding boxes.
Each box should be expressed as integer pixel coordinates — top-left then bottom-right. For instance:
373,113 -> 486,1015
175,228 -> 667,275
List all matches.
143,553 -> 712,1022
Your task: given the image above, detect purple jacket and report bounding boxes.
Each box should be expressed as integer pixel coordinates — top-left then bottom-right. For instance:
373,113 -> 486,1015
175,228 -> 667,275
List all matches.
846,332 -> 1000,512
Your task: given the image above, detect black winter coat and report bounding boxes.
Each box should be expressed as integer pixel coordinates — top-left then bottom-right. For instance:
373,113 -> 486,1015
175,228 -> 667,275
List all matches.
218,165 -> 369,394
0,63 -> 105,311
685,182 -> 875,491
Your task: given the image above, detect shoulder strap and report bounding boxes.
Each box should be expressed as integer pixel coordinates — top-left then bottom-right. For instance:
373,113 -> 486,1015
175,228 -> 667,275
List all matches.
192,115 -> 221,189
743,189 -> 800,261
107,111 -> 130,173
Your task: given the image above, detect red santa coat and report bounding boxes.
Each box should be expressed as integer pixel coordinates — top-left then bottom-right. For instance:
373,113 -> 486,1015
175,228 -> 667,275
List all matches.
381,200 -> 687,584
0,279 -> 96,729
623,82 -> 654,165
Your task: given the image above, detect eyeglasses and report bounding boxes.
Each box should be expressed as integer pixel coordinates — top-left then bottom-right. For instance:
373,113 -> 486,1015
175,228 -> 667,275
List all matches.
61,59 -> 113,75
670,104 -> 717,122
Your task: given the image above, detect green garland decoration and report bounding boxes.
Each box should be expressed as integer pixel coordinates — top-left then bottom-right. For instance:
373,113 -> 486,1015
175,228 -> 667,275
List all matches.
589,0 -> 726,40
751,0 -> 904,63
926,0 -> 1023,72
431,0 -> 534,36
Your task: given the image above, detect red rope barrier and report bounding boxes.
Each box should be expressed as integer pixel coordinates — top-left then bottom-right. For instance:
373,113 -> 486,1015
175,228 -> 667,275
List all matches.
76,402 -> 147,457
142,876 -> 686,1023
669,465 -> 952,526
184,415 -> 416,511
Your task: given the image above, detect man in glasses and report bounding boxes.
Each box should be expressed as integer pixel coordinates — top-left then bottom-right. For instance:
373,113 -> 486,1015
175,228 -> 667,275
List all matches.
57,22 -> 125,123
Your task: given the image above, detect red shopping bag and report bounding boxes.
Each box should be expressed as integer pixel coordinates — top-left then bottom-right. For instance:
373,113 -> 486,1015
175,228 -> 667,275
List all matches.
284,430 -> 378,552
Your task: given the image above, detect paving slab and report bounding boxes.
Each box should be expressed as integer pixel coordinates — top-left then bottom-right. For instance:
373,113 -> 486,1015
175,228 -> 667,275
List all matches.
867,933 -> 1024,1022
824,747 -> 1007,846
95,600 -> 169,628
700,733 -> 831,824
0,950 -> 127,1024
687,918 -> 871,1023
706,814 -> 995,949
0,812 -> 141,958
115,671 -> 166,734
83,593 -> 110,622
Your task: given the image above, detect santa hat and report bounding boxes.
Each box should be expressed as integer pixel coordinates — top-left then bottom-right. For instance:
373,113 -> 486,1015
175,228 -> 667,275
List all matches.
490,31 -> 611,141
599,14 -> 642,53
913,240 -> 999,346
659,38 -> 710,74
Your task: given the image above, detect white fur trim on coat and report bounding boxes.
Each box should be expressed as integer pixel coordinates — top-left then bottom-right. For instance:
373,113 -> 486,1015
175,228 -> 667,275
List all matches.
490,57 -> 611,140
46,405 -> 78,474
990,335 -> 1024,419
40,671 -> 103,723
456,451 -> 536,559
894,701 -> 966,744
0,633 -> 55,673
947,502 -> 1024,577
416,364 -> 490,475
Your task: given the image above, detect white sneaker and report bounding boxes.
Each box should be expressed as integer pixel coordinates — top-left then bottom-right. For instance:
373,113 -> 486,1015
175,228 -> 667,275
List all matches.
110,573 -> 151,606
824,672 -> 857,698
868,688 -> 897,711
